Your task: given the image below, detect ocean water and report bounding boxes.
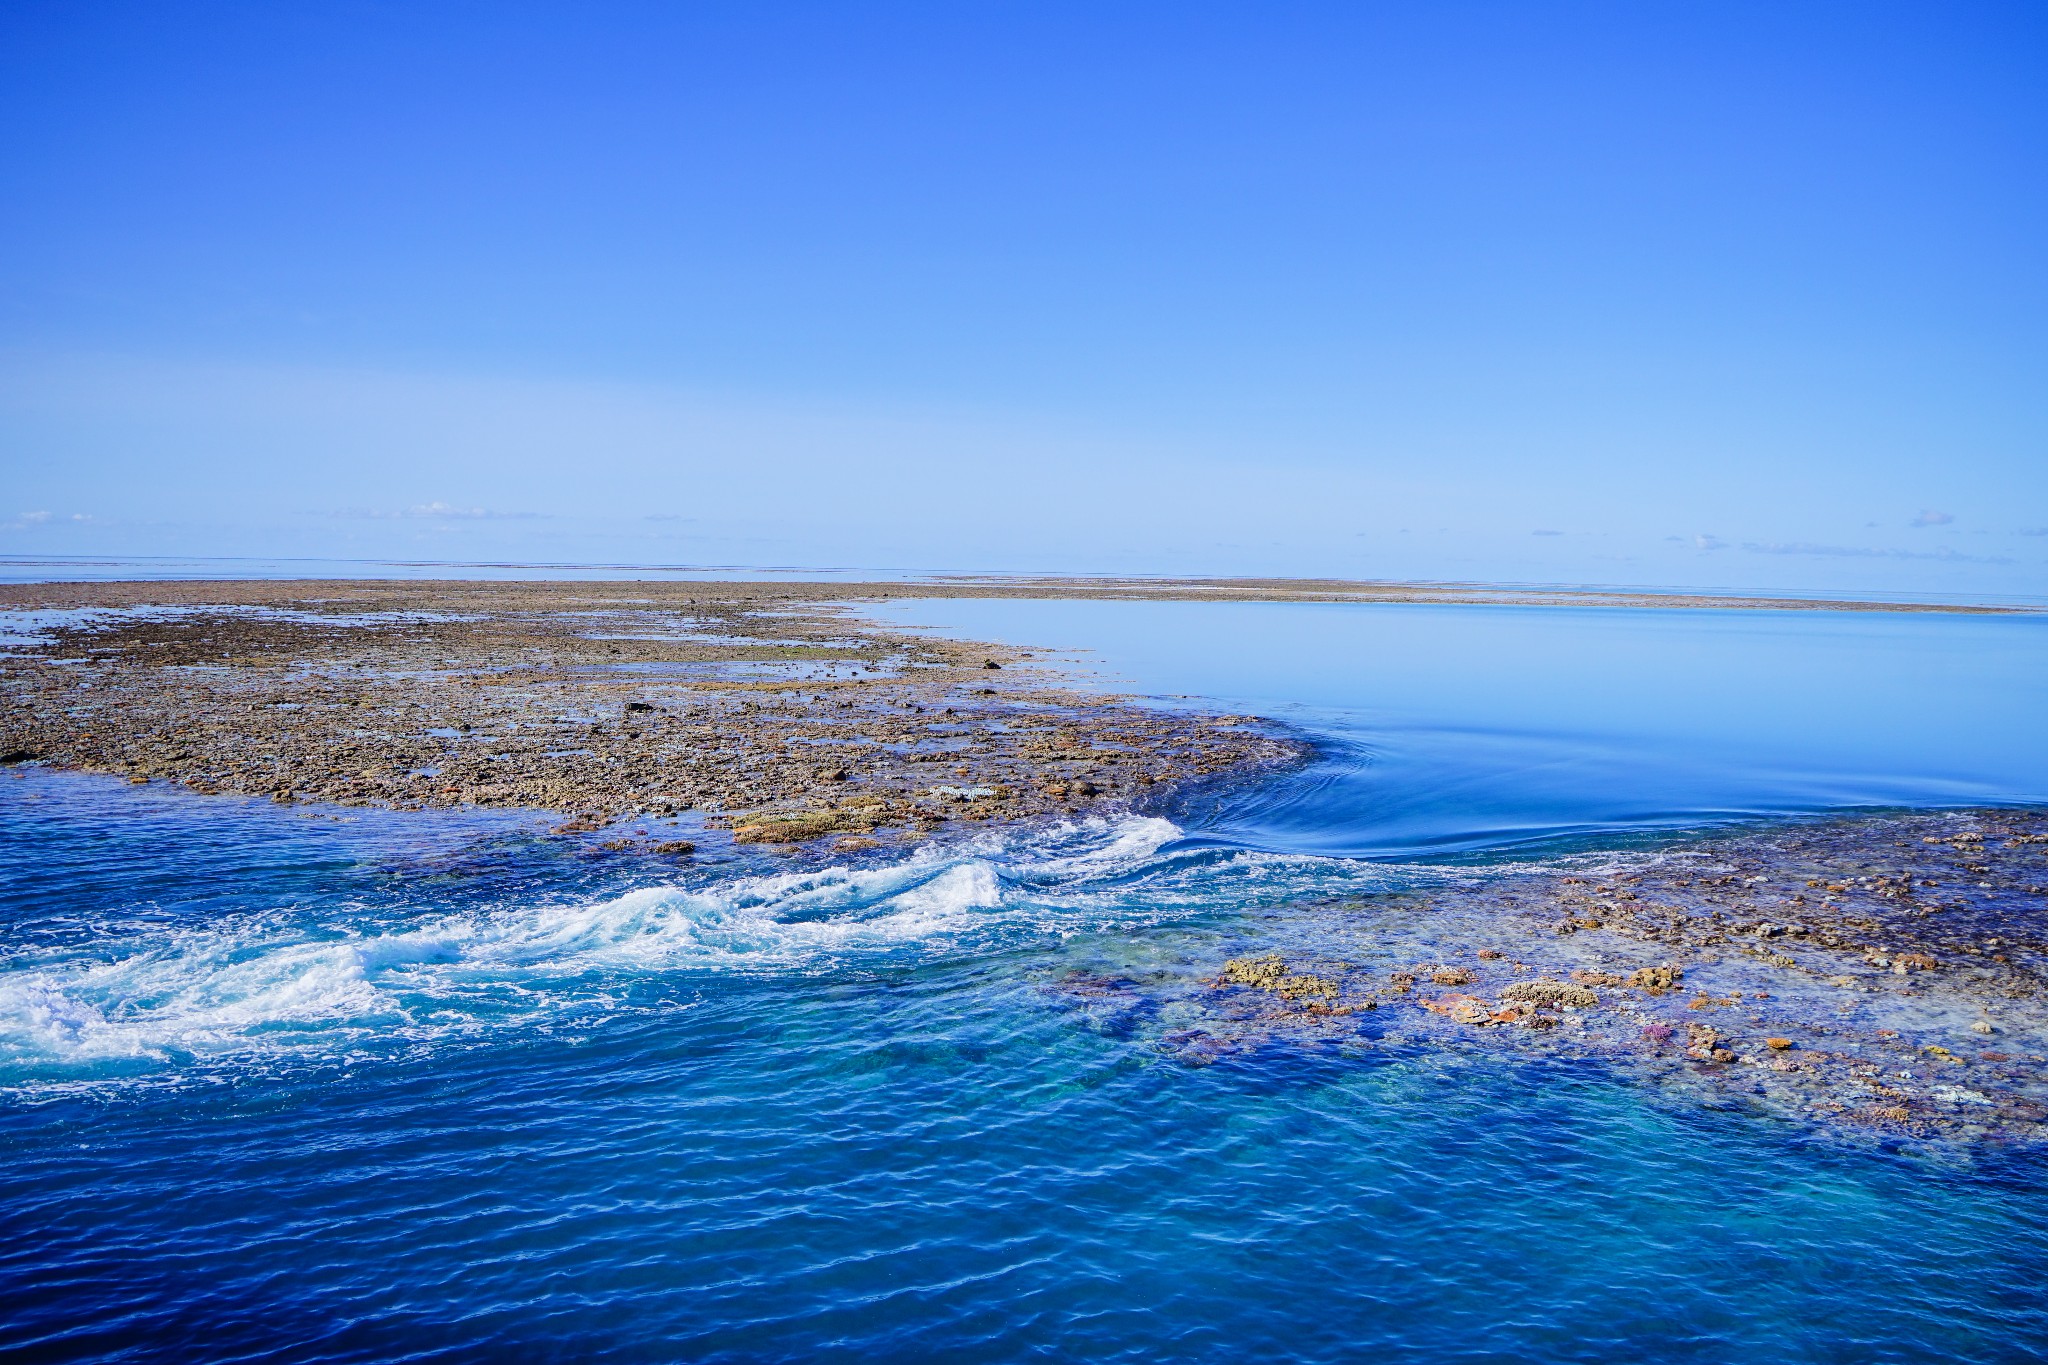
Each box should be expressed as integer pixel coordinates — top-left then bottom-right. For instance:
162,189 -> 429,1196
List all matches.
876,599 -> 2048,856
4,601 -> 2048,1362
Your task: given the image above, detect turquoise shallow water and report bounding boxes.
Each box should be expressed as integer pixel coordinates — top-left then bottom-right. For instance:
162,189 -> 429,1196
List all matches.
4,601 -> 2048,1362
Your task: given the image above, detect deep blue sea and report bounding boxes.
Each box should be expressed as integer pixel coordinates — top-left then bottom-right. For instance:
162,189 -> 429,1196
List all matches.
5,600 -> 2048,1362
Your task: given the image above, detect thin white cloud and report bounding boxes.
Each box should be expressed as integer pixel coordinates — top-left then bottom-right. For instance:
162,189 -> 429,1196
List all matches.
1909,509 -> 1955,527
332,502 -> 547,521
1743,540 -> 2009,564
0,510 -> 76,530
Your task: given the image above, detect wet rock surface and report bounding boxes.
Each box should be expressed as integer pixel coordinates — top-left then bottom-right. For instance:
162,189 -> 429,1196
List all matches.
0,580 -> 1301,847
1048,807 -> 2048,1149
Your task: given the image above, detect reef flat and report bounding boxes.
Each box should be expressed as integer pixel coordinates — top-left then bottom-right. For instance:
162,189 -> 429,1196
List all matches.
0,572 -> 2017,845
863,573 -> 2033,614
6,576 -> 2043,1146
1053,807 -> 2048,1147
0,579 -> 1299,848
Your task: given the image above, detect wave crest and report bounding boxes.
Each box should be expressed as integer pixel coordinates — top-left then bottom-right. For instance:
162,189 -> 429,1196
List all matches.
0,814 -> 1188,1083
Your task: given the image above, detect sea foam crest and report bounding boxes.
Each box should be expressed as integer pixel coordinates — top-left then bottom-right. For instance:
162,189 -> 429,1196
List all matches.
0,814 -> 1189,1079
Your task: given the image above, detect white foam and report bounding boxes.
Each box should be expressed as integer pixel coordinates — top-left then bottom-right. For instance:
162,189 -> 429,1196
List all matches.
2,807 -> 1632,1086
1003,814 -> 1184,879
0,814 -> 1188,1078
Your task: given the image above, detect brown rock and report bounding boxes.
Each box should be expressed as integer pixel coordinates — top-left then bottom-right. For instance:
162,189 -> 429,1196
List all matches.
1424,993 -> 1493,1025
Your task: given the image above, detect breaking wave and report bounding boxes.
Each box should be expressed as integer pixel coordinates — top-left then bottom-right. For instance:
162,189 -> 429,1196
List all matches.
0,800 -> 1662,1094
0,815 -> 1206,1084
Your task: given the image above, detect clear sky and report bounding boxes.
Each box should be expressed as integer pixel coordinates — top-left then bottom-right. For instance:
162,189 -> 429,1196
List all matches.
3,1 -> 2045,594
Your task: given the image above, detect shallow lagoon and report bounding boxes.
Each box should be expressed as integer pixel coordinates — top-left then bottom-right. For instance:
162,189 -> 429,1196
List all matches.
3,600 -> 2047,1361
878,599 -> 2048,855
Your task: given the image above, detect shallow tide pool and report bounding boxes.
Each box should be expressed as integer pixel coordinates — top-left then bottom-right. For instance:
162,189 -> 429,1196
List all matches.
3,601 -> 2046,1361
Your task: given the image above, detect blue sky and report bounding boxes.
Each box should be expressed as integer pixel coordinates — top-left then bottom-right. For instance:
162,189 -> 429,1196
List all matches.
3,1 -> 2045,593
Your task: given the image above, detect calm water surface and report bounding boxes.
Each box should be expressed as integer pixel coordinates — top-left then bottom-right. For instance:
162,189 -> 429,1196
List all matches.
878,599 -> 2048,855
3,601 -> 2046,1362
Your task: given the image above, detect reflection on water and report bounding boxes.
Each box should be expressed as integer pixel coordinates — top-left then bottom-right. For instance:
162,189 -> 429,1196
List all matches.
878,599 -> 2048,855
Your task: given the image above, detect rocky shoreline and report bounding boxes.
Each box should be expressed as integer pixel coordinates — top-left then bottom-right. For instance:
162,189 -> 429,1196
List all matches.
7,572 -> 2010,849
0,579 -> 1302,850
1053,806 -> 2048,1149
